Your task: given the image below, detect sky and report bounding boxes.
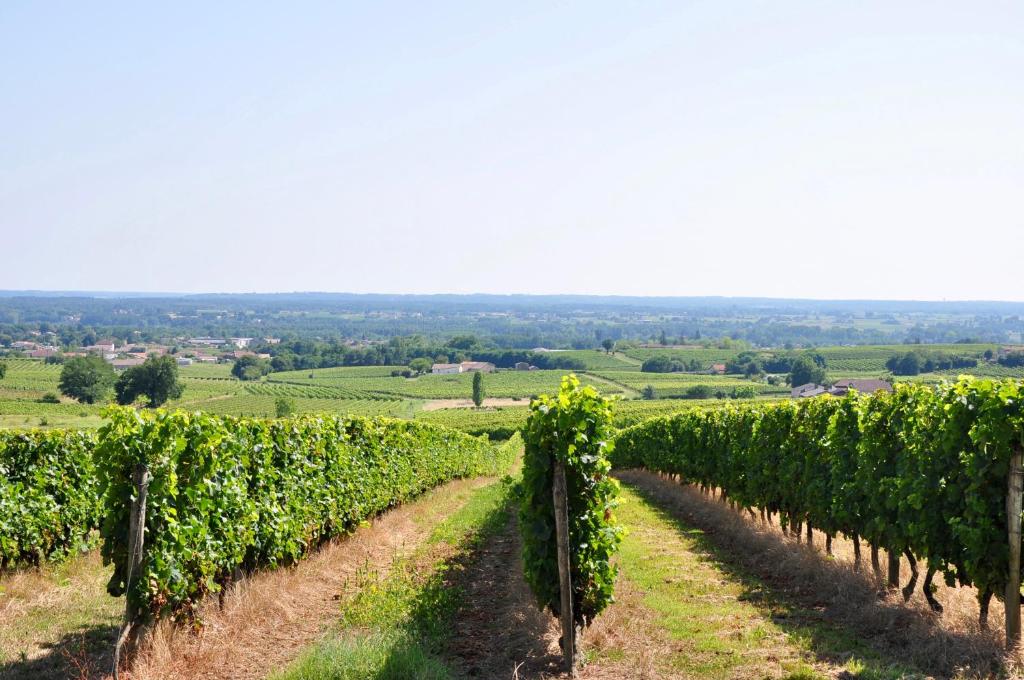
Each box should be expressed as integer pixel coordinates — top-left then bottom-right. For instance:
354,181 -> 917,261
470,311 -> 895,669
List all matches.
1,1 -> 1022,300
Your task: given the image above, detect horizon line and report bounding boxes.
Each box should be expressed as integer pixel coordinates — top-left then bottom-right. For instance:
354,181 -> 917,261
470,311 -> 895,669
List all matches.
1,289 -> 1024,305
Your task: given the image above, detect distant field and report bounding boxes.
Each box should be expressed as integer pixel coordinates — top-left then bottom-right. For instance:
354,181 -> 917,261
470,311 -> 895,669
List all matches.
543,349 -> 642,371
175,362 -> 235,378
814,343 -> 997,373
0,358 -> 63,395
596,370 -> 761,388
273,369 -> 622,400
0,345 -> 1020,430
414,396 -> 781,437
621,347 -> 742,365
271,365 -> 409,381
178,394 -> 413,419
619,343 -> 1008,381
415,405 -> 529,437
594,370 -> 785,398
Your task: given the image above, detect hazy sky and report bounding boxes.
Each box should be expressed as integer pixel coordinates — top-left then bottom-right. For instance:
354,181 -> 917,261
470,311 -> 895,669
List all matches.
2,2 -> 1022,300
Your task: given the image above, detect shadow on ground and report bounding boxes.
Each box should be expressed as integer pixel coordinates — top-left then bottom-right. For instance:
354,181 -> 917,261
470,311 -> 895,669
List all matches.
0,624 -> 117,680
440,504 -> 563,679
616,469 -> 1014,680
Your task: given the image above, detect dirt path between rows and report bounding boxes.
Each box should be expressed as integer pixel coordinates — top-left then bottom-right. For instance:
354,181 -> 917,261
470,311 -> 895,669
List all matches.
125,476 -> 497,680
442,506 -> 666,679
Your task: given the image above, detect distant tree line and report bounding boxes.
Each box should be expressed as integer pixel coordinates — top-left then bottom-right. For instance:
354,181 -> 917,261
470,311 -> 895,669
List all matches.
885,351 -> 979,376
257,336 -> 585,373
999,351 -> 1024,368
640,356 -> 703,373
2,294 -> 1024,354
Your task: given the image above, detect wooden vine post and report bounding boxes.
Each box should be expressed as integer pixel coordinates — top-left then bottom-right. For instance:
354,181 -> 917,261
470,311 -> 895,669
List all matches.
113,463 -> 151,680
552,456 -> 577,676
887,551 -> 901,590
1006,448 -> 1023,649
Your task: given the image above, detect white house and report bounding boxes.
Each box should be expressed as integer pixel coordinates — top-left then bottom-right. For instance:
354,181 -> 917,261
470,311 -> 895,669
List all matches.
432,361 -> 497,374
230,337 -> 254,349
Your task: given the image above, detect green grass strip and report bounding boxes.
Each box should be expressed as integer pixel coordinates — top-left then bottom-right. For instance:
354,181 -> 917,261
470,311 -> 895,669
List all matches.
615,482 -> 919,680
271,474 -> 518,680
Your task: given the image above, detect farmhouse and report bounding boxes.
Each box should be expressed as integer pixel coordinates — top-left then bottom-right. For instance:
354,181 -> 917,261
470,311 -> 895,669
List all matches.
431,361 -> 498,374
461,361 -> 496,373
791,383 -> 827,398
710,363 -> 727,374
829,379 -> 893,396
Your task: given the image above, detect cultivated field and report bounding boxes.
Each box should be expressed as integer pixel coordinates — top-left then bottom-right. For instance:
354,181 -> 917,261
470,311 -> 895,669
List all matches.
5,378 -> 1024,679
2,343 -> 1022,433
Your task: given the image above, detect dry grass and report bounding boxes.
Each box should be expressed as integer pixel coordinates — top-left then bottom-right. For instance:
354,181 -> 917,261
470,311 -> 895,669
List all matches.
0,550 -> 121,680
617,469 -> 1024,680
125,475 -> 496,680
582,570 -> 674,680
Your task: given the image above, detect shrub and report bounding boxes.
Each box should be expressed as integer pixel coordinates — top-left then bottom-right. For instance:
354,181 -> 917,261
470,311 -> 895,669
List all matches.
684,384 -> 713,399
730,385 -> 757,399
640,356 -> 684,373
274,396 -> 296,418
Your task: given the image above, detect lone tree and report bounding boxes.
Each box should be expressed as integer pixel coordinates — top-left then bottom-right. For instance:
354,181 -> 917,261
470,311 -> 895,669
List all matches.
788,356 -> 827,387
601,339 -> 615,354
115,355 -> 184,407
59,355 -> 116,404
409,357 -> 432,375
232,355 -> 270,381
472,370 -> 484,407
275,396 -> 296,418
0,360 -> 6,380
